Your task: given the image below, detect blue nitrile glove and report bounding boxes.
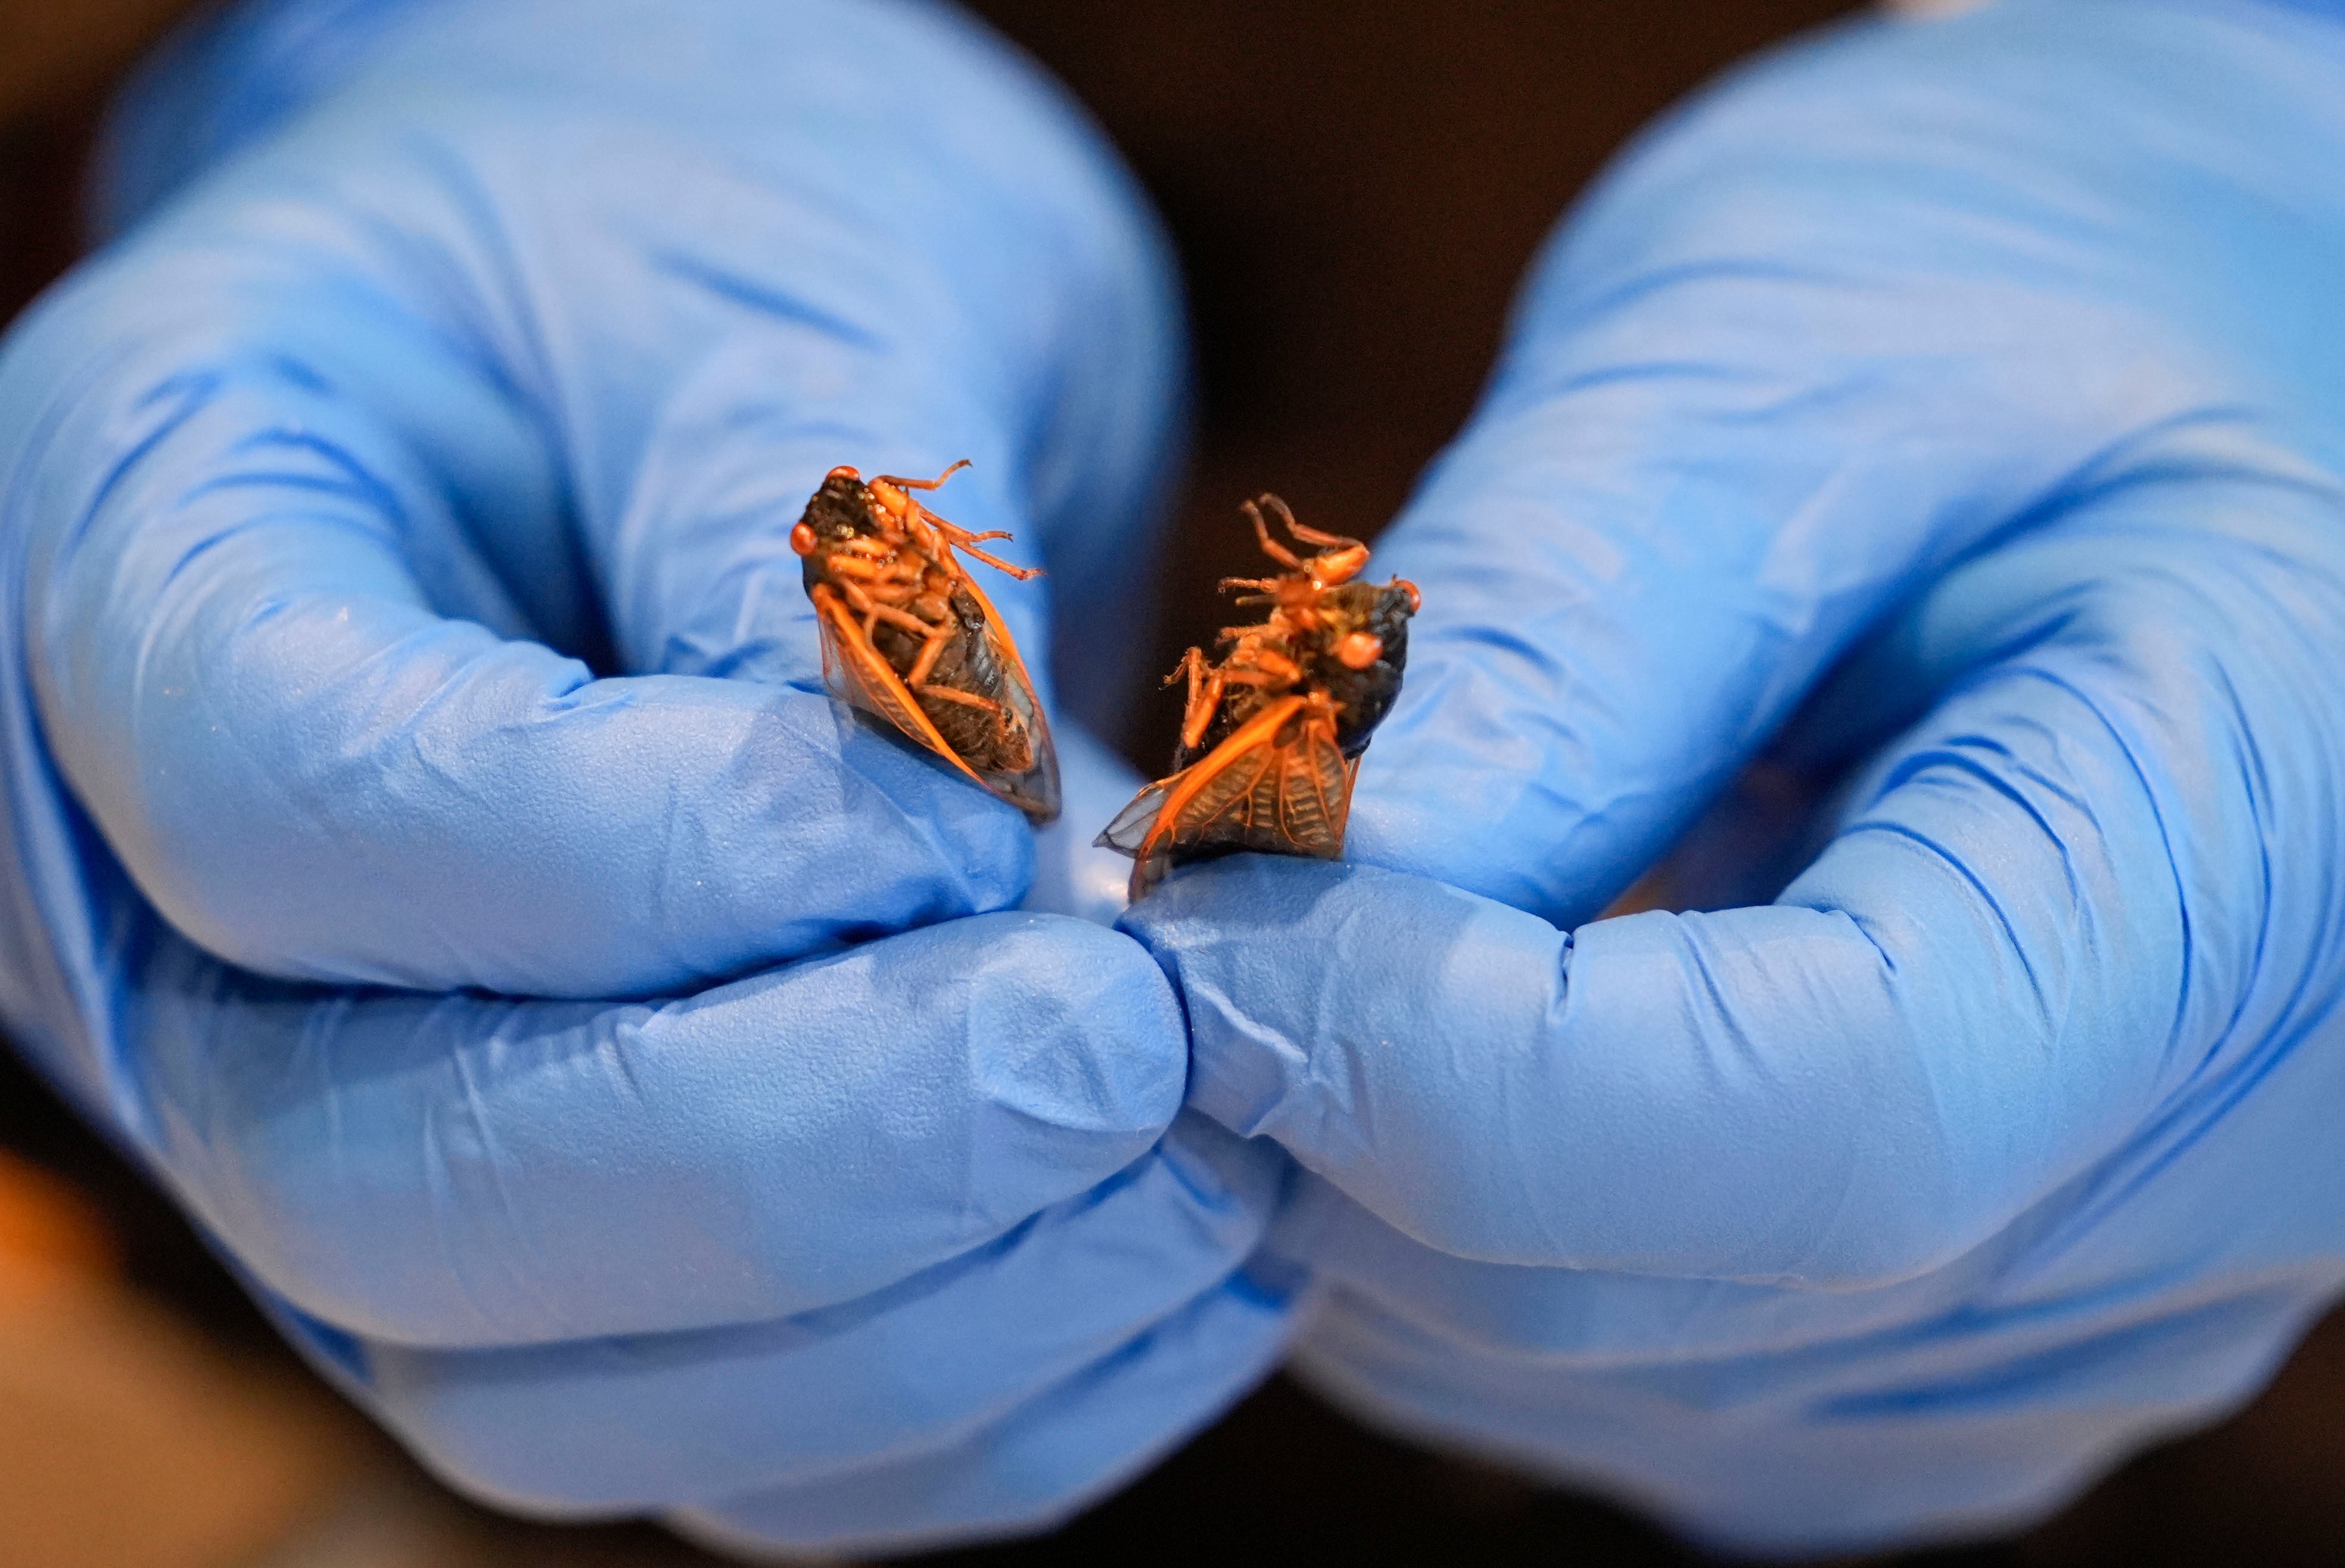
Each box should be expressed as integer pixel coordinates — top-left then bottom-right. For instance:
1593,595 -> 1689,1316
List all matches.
1124,0 -> 2345,1555
0,0 -> 1292,1553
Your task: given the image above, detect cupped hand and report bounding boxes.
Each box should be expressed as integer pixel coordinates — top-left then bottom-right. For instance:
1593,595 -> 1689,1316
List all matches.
1125,0 -> 2345,1551
0,0 -> 1287,1551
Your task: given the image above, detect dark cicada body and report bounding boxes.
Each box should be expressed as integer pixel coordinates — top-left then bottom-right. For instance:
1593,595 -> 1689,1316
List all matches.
792,463 -> 1059,822
1171,576 -> 1415,770
1098,495 -> 1418,900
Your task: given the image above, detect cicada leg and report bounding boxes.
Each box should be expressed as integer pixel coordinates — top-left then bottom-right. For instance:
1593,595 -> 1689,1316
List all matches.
873,459 -> 972,493
863,462 -> 1040,585
898,503 -> 1040,586
1229,646 -> 1301,684
1252,495 -> 1369,586
915,684 -> 1007,718
1242,499 -> 1308,572
1258,494 -> 1361,552
935,533 -> 1041,582
905,617 -> 956,687
1171,648 -> 1230,754
915,683 -> 1032,768
864,601 -> 933,639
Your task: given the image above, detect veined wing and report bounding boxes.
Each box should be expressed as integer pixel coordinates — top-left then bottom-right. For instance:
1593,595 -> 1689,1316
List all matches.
1135,695 -> 1353,872
954,570 -> 1061,822
809,583 -> 989,793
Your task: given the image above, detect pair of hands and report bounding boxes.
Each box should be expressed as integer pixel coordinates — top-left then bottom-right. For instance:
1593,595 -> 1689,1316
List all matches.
5,0 -> 2345,1556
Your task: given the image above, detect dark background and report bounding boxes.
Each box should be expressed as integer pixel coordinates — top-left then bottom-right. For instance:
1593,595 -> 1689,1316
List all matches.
973,1 -> 1882,764
5,2 -> 2344,1564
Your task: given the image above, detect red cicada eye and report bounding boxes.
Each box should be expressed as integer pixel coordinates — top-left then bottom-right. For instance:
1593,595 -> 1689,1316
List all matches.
1335,632 -> 1383,670
789,521 -> 819,556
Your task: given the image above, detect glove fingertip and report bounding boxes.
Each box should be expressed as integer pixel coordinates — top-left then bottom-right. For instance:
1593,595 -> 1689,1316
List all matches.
830,714 -> 1040,913
961,914 -> 1189,1156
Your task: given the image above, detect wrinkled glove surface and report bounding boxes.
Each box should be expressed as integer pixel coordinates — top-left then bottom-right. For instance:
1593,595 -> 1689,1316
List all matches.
0,0 -> 1290,1552
1125,0 -> 2345,1553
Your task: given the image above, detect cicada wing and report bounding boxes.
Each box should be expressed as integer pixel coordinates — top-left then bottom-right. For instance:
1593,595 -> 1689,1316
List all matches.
1125,703 -> 1294,876
809,583 -> 990,793
1094,776 -> 1177,901
1096,779 -> 1171,855
1265,713 -> 1354,859
1156,740 -> 1282,853
1105,698 -> 1358,903
953,571 -> 1060,822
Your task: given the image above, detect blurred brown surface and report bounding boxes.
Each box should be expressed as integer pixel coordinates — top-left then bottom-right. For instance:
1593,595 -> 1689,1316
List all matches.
0,1272 -> 363,1568
0,1145 -> 119,1286
0,1143 -> 362,1568
4,2 -> 2345,1566
0,0 -> 205,122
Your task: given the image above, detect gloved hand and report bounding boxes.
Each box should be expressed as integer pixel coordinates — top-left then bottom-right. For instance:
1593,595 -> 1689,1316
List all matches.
1124,0 -> 2345,1554
0,0 -> 1291,1553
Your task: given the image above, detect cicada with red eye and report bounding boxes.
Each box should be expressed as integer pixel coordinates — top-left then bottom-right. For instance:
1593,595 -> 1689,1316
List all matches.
1097,494 -> 1418,900
792,461 -> 1060,822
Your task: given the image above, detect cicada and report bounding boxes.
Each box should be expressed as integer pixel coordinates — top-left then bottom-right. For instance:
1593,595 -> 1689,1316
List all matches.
792,461 -> 1060,821
1098,494 -> 1418,900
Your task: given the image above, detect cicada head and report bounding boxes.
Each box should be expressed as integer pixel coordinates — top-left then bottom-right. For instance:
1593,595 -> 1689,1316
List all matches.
791,466 -> 884,581
1311,579 -> 1417,757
